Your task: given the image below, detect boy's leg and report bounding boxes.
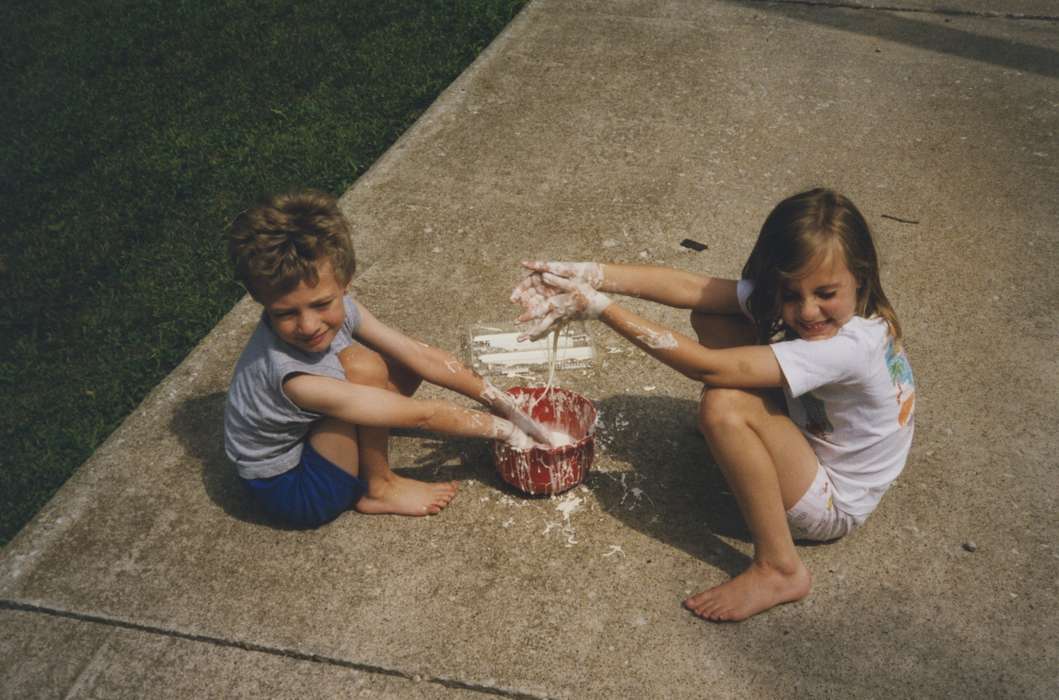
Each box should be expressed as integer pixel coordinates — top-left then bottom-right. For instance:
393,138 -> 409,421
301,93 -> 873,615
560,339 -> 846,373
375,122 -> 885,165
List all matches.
686,386 -> 818,621
319,343 -> 457,516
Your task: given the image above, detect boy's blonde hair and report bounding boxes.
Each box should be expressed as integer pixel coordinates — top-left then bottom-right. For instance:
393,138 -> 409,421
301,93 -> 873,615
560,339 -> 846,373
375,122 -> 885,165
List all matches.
741,188 -> 902,344
228,190 -> 356,300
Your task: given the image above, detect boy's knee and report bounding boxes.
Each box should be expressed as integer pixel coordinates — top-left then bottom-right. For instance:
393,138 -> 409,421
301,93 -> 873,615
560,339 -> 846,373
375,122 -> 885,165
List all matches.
339,345 -> 390,388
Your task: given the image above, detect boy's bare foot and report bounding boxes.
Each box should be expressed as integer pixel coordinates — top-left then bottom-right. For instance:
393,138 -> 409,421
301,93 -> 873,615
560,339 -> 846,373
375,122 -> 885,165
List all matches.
355,475 -> 458,516
683,559 -> 811,622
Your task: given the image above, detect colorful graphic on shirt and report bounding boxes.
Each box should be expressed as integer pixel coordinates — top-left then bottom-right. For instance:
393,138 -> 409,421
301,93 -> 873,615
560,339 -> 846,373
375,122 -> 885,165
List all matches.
799,391 -> 833,438
886,340 -> 916,426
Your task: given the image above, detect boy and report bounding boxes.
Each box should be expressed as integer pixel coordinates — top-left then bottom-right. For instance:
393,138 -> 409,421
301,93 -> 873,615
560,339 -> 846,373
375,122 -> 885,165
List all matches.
224,190 -> 546,528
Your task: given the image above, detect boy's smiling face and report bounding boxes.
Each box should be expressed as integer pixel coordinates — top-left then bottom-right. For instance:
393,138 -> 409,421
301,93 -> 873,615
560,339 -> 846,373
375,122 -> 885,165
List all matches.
780,250 -> 859,341
258,259 -> 348,353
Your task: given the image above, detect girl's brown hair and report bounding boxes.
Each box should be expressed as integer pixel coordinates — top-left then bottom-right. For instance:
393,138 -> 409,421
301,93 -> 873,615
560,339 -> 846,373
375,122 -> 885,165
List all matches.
741,188 -> 902,344
228,190 -> 356,300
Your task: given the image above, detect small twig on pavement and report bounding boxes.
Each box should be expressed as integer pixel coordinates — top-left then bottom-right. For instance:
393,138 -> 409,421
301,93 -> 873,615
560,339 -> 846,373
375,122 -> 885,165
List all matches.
881,213 -> 920,225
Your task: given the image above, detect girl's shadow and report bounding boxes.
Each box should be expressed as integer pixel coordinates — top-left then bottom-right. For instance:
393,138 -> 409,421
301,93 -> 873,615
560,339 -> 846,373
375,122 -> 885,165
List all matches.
586,393 -> 753,577
412,392 -> 758,576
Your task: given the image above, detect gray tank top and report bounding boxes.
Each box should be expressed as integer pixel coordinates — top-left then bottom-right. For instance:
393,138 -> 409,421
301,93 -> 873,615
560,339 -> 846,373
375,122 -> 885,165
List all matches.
223,296 -> 361,479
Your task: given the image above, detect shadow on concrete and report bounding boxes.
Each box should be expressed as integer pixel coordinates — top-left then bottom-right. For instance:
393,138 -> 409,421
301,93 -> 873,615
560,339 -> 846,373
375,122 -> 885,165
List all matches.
170,392 -> 491,528
724,0 -> 1059,79
399,431 -> 519,492
589,392 -> 846,574
589,393 -> 755,577
169,392 -> 283,528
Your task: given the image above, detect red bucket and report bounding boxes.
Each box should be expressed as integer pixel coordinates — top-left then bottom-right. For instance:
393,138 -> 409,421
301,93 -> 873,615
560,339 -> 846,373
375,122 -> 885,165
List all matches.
493,386 -> 598,496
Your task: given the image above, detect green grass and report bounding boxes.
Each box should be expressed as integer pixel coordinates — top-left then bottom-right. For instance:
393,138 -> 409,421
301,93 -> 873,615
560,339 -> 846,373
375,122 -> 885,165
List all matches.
0,0 -> 527,545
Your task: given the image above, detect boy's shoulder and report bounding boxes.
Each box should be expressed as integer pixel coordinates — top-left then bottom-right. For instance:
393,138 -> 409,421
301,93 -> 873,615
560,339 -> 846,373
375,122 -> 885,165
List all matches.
231,314 -> 282,380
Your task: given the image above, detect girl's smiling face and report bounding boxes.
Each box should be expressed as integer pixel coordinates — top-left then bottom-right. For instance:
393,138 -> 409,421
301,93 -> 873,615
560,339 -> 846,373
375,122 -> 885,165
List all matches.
259,260 -> 348,353
780,250 -> 860,341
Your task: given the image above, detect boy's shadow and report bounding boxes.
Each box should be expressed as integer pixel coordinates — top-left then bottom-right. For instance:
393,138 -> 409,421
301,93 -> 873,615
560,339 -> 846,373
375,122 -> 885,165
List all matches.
170,392 -> 487,529
171,392 -> 283,528
586,393 -> 753,577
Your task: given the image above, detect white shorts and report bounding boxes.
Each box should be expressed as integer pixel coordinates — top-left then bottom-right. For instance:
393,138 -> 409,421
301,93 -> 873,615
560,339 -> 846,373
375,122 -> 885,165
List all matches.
786,462 -> 861,542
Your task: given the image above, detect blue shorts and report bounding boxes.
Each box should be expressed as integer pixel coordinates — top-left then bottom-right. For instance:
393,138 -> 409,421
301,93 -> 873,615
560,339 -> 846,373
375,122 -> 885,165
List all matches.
243,441 -> 367,529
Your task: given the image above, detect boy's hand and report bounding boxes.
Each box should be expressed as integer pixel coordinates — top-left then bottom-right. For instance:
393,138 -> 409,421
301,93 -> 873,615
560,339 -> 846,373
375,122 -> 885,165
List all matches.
494,418 -> 535,450
482,381 -> 554,446
515,273 -> 611,341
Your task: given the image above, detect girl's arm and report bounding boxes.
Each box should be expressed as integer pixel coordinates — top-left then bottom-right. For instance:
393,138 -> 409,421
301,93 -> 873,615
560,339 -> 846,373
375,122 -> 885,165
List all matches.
283,373 -> 527,444
530,274 -> 780,388
601,303 -> 782,388
520,261 -> 743,314
597,263 -> 743,314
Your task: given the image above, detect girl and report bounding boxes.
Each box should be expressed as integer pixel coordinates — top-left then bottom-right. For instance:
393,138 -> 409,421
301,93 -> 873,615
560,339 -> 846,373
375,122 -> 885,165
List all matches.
513,188 -> 915,621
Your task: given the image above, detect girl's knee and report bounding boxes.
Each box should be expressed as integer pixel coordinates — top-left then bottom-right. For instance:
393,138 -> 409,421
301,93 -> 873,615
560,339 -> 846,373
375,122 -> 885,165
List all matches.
689,310 -> 712,344
689,312 -> 756,349
698,386 -> 756,435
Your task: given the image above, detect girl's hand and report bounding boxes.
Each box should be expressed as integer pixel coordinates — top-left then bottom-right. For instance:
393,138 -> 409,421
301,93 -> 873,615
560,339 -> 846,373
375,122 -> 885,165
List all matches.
519,261 -> 604,288
509,261 -> 604,325
514,273 -> 612,341
542,272 -> 612,318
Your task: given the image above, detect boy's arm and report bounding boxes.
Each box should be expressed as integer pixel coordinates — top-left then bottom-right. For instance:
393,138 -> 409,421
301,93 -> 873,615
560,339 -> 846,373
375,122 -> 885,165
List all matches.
351,302 -> 555,444
283,373 -> 526,444
353,302 -> 488,401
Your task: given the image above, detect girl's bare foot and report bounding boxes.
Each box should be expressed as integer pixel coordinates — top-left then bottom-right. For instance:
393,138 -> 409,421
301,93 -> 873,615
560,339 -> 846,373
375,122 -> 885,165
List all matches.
683,559 -> 811,622
355,475 -> 458,516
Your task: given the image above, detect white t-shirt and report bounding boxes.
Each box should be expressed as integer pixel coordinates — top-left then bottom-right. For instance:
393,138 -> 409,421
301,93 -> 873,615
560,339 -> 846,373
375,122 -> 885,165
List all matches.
737,280 -> 916,519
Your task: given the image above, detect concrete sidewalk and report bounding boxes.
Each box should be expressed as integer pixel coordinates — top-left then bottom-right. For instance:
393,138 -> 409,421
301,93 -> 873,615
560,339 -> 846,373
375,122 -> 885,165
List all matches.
3,1 -> 1057,697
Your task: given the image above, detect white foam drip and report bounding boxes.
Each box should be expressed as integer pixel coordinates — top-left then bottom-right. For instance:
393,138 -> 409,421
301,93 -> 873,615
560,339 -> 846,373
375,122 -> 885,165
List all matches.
548,430 -> 575,447
545,326 -> 561,392
636,330 -> 678,349
556,494 -> 583,521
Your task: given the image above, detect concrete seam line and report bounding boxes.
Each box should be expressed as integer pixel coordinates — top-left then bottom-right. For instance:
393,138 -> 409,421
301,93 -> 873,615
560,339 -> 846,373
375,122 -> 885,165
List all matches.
0,599 -> 552,700
732,0 -> 1059,22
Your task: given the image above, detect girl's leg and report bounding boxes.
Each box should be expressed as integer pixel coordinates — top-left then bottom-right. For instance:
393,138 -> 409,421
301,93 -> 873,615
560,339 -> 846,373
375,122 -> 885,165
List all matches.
307,344 -> 457,516
687,311 -> 817,620
686,386 -> 819,621
689,311 -> 756,350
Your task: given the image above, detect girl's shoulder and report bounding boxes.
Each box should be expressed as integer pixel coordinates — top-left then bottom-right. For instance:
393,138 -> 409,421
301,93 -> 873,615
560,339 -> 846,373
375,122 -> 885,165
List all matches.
839,315 -> 891,344
840,316 -> 911,373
